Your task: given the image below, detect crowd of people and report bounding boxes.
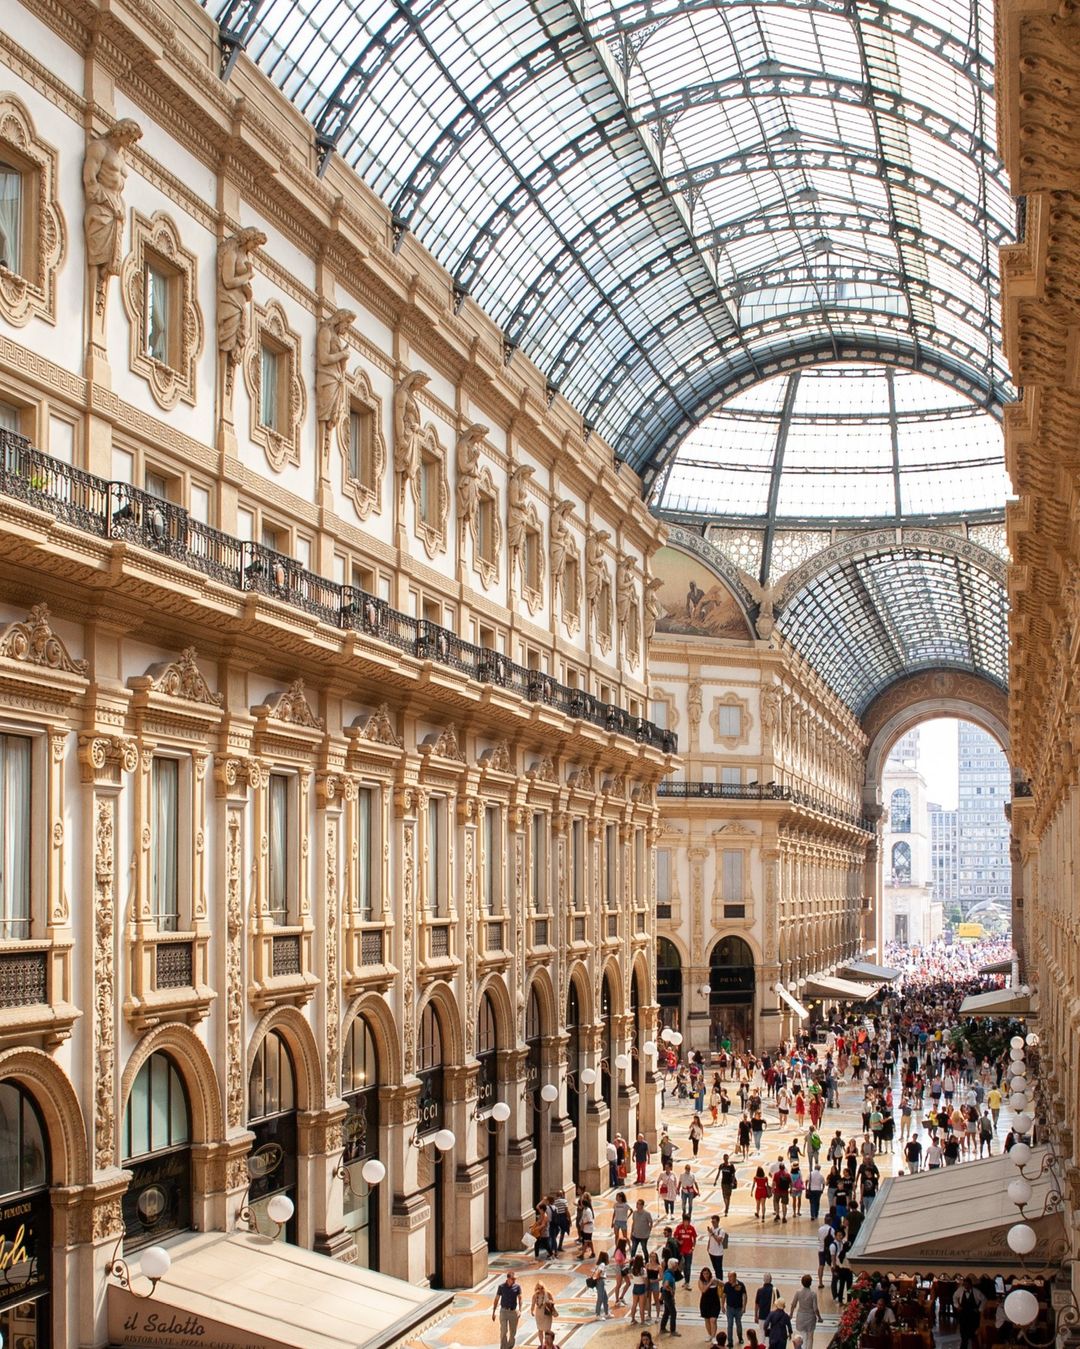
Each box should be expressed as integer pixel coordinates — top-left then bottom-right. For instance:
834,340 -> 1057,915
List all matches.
490,940 -> 1029,1349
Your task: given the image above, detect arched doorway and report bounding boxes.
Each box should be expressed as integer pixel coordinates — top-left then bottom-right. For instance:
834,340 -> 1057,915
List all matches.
475,993 -> 499,1245
600,973 -> 614,1139
566,980 -> 583,1180
708,936 -> 756,1052
0,1080 -> 50,1347
656,937 -> 683,1030
122,1051 -> 192,1247
247,1029 -> 298,1242
416,1001 -> 447,1287
524,988 -> 545,1206
341,1015 -> 379,1268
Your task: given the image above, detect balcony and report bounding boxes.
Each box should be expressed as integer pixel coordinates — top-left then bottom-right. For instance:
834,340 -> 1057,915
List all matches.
658,780 -> 874,832
0,434 -> 677,756
0,943 -> 79,1045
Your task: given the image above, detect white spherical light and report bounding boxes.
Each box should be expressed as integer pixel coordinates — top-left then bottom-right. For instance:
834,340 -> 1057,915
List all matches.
580,1067 -> 597,1086
1012,1061 -> 1028,1077
361,1158 -> 386,1186
661,1028 -> 674,1043
1020,985 -> 1032,997
1009,1093 -> 1030,1113
266,1194 -> 294,1226
615,1053 -> 631,1071
433,1128 -> 456,1152
1011,1035 -> 1026,1050
643,1040 -> 657,1057
141,1245 -> 172,1281
1013,1112 -> 1034,1134
671,1031 -> 684,1046
1007,1223 -> 1037,1256
540,1083 -> 559,1104
1004,1289 -> 1039,1327
1008,1178 -> 1033,1209
491,1101 -> 511,1123
1011,1142 -> 1033,1167
1026,1033 -> 1040,1047
1010,1046 -> 1025,1061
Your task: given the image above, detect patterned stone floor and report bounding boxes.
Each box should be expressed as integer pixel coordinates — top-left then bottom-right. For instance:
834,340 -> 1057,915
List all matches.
415,1050 -> 1010,1349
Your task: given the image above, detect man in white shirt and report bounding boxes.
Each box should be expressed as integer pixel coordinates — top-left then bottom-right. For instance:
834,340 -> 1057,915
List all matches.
816,1222 -> 835,1288
806,1164 -> 826,1221
705,1214 -> 729,1279
926,1139 -> 943,1169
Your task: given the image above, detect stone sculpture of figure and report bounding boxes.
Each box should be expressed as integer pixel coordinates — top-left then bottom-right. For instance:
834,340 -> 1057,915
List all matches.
83,119 -> 142,306
761,685 -> 781,739
315,309 -> 355,430
616,553 -> 635,627
688,680 -> 703,736
550,498 -> 575,586
644,575 -> 664,641
585,528 -> 610,607
456,423 -> 488,536
394,370 -> 429,505
507,462 -> 535,578
217,227 -> 267,379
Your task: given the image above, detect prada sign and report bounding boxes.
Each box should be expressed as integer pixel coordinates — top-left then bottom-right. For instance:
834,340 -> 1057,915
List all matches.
0,1188 -> 50,1311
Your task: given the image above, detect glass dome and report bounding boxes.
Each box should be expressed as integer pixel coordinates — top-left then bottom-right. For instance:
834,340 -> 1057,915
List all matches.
657,364 -> 1009,524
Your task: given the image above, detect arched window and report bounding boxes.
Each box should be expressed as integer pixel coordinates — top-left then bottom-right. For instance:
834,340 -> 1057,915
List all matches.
249,1029 -> 296,1120
341,1016 -> 379,1268
0,1080 -> 50,1343
890,788 -> 912,834
122,1051 -> 191,1244
416,1003 -> 444,1136
247,1030 -> 297,1241
892,841 -> 912,885
656,936 -> 682,1026
476,993 -> 498,1113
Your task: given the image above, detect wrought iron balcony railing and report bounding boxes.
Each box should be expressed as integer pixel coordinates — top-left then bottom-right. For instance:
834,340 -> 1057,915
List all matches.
0,432 -> 677,755
657,779 -> 874,832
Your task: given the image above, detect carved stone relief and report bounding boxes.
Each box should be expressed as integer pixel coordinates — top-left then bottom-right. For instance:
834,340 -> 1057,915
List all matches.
83,119 -> 142,316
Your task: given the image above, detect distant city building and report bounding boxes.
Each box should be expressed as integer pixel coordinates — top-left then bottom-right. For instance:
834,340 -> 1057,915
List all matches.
929,802 -> 960,907
956,723 -> 1012,919
888,729 -> 921,767
881,744 -> 942,947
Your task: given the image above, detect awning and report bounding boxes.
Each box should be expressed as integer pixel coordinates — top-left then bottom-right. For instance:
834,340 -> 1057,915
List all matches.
959,987 -> 1031,1017
774,982 -> 810,1020
978,958 -> 1015,976
803,975 -> 882,1001
108,1231 -> 453,1349
848,1148 -> 1065,1274
839,959 -> 901,982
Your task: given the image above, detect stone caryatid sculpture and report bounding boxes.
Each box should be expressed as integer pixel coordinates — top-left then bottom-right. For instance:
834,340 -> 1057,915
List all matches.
616,552 -> 636,628
550,498 -> 575,589
585,527 -> 610,610
507,462 -> 535,583
456,423 -> 488,540
644,574 -> 664,641
315,308 -> 355,463
83,119 -> 142,314
394,370 -> 429,507
217,227 -> 266,394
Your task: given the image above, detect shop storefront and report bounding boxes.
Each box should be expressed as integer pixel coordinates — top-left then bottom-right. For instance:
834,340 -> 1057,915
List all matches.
246,1030 -> 298,1242
341,1016 -> 379,1268
524,989 -> 544,1206
121,1052 -> 192,1247
0,1081 -> 50,1348
415,1004 -> 446,1286
708,936 -> 756,1050
475,995 -> 499,1243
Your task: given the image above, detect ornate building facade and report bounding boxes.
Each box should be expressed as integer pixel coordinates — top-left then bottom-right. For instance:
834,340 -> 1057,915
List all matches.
648,536 -> 873,1051
0,3 -> 674,1342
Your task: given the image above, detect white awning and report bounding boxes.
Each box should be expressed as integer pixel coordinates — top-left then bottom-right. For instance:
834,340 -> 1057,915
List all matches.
839,959 -> 901,982
848,1148 -> 1064,1274
960,987 -> 1031,1017
978,958 -> 1015,976
108,1232 -> 453,1349
774,982 -> 810,1020
803,974 -> 882,1001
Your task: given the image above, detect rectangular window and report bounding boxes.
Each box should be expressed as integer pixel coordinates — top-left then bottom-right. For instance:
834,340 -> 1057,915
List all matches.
419,455 -> 439,526
0,163 -> 22,275
650,700 -> 668,730
477,494 -> 495,563
427,796 -> 444,912
356,786 -> 374,921
145,259 -> 172,366
530,812 -> 546,911
656,849 -> 672,903
0,733 -> 30,939
605,824 -> 617,908
260,344 -> 281,431
635,828 -> 645,904
563,556 -> 579,612
348,406 -> 373,485
717,705 -> 742,738
151,758 -> 179,932
572,818 -> 584,908
267,772 -> 290,924
721,766 -> 742,786
722,849 -> 744,903
525,528 -> 540,590
483,805 -> 499,915
145,469 -> 171,502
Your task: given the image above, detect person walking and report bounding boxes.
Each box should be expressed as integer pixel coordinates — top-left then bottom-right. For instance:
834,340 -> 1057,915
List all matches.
764,1299 -> 792,1349
752,1166 -> 770,1220
492,1270 -> 523,1349
678,1164 -> 700,1219
612,1192 -> 631,1245
673,1215 -> 697,1288
659,1259 -> 681,1336
755,1274 -> 778,1327
530,1281 -> 557,1345
634,1133 -> 651,1184
953,1277 -> 986,1349
658,1167 -> 679,1218
723,1270 -> 748,1344
629,1254 -> 649,1325
806,1163 -> 825,1221
789,1275 -> 822,1349
689,1116 -> 704,1158
715,1153 -> 737,1214
580,1194 -> 596,1257
699,1268 -> 722,1341
705,1214 -> 728,1279
631,1199 -> 655,1257
591,1252 -> 611,1319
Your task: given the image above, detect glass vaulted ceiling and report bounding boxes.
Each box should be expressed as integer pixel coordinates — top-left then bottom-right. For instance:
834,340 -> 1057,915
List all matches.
205,0 -> 1013,487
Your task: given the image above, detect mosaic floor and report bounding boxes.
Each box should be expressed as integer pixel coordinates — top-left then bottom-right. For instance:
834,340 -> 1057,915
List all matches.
415,1051 -> 1012,1349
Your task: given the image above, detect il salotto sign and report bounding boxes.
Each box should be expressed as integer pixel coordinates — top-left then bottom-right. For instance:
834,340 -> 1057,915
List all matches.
108,1292 -> 295,1349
